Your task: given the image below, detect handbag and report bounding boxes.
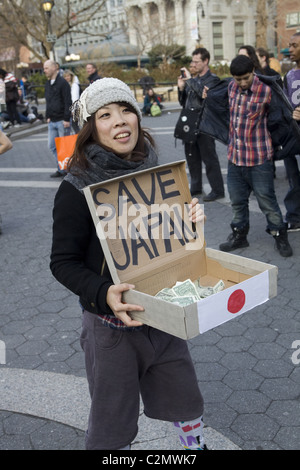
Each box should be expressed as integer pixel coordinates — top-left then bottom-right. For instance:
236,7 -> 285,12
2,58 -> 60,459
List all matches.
55,133 -> 78,171
150,103 -> 162,117
174,108 -> 202,143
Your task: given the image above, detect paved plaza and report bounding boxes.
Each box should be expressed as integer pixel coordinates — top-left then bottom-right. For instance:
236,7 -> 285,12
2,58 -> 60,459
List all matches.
0,108 -> 299,450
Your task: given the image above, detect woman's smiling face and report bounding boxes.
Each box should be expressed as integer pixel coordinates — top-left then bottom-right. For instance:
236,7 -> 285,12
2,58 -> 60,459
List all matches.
95,103 -> 139,159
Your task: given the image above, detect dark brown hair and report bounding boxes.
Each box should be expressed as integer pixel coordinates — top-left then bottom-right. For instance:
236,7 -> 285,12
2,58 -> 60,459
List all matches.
238,45 -> 263,73
67,102 -> 156,171
192,47 -> 210,63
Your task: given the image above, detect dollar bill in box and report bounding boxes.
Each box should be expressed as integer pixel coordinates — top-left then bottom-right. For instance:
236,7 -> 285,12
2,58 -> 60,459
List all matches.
83,161 -> 277,339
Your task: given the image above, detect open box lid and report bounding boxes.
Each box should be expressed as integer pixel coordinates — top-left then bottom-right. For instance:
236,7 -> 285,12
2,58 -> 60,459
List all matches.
83,161 -> 205,286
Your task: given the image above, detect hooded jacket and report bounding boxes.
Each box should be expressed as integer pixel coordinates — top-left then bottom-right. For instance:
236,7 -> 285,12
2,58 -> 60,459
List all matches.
198,74 -> 300,160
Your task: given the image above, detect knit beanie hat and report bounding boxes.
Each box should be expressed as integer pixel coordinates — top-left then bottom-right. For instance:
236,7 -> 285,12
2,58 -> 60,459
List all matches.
72,77 -> 142,127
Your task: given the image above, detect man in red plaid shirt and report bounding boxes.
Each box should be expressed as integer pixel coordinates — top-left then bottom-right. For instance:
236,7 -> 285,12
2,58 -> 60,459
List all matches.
219,55 -> 293,257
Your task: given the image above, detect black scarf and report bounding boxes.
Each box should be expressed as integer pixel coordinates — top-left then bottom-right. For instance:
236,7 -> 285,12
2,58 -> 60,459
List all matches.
65,143 -> 158,192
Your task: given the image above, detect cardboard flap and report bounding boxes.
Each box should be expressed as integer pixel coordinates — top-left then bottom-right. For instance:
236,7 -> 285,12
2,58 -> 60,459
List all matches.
83,161 -> 205,285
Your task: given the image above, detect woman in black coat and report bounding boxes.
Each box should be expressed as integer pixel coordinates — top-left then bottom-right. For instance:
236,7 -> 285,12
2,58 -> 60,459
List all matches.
50,77 -> 207,451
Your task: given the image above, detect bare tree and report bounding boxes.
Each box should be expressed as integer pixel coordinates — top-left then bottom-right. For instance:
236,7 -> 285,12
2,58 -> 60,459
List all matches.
256,0 -> 268,48
126,7 -> 160,70
126,5 -> 183,71
0,0 -> 107,61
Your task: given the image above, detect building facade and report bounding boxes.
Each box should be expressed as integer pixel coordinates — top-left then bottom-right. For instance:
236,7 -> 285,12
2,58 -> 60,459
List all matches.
53,0 -> 128,63
277,0 -> 300,57
125,0 -> 278,62
14,0 -> 300,70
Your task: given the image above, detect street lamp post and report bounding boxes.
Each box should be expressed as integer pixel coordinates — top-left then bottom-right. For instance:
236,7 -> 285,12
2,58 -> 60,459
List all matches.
42,0 -> 56,61
197,2 -> 205,45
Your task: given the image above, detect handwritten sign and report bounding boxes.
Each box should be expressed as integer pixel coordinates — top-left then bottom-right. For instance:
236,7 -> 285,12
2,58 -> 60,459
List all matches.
84,162 -> 204,279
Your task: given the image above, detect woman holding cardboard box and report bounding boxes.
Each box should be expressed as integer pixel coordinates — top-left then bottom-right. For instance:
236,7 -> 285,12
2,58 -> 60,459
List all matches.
50,78 -> 207,450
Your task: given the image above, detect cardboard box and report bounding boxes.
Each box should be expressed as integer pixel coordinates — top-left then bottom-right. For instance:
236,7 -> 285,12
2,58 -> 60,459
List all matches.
83,161 -> 277,339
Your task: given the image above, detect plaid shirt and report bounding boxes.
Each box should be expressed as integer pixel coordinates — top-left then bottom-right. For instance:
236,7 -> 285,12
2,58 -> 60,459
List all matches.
228,75 -> 273,166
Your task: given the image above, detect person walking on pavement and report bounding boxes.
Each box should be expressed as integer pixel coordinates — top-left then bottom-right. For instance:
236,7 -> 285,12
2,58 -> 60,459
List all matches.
178,48 -> 225,201
203,55 -> 292,257
50,77 -> 207,451
283,33 -> 300,232
63,69 -> 81,133
44,60 -> 72,178
86,63 -> 101,84
0,129 -> 13,234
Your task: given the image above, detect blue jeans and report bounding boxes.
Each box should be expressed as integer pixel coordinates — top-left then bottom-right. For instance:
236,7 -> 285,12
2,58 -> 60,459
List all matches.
284,155 -> 300,223
227,160 -> 285,232
48,120 -> 70,173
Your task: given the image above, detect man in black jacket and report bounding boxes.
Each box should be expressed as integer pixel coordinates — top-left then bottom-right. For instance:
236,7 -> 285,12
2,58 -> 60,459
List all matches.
44,60 -> 72,177
178,48 -> 224,201
86,63 -> 102,84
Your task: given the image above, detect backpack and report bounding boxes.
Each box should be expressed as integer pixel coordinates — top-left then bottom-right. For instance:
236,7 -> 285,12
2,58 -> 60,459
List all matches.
150,103 -> 162,117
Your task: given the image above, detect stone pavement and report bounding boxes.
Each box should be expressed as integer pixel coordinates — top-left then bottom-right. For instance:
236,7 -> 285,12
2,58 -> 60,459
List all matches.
0,105 -> 299,450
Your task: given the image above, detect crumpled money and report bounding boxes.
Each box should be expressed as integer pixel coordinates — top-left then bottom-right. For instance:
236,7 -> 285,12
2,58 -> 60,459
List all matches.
155,278 -> 225,306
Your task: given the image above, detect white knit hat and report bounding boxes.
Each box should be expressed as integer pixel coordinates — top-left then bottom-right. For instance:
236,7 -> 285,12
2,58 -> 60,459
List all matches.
72,77 -> 142,127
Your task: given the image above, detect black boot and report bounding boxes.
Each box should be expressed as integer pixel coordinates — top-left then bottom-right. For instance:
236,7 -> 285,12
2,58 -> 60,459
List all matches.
271,228 -> 293,257
219,226 -> 249,252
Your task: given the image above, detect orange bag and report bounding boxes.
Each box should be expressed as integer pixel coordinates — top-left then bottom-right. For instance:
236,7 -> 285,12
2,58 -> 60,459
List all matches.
55,134 -> 78,171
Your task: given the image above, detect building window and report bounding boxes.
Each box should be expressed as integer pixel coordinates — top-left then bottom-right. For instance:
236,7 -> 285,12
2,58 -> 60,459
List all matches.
286,12 -> 300,28
235,22 -> 244,53
212,22 -> 223,60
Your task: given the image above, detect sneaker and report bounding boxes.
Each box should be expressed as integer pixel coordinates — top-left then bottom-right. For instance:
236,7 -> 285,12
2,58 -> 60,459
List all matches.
203,191 -> 225,202
287,222 -> 300,232
2,121 -> 12,129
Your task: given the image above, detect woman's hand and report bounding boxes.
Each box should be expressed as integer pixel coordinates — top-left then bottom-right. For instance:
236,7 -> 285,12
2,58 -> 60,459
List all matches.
106,283 -> 144,327
188,197 -> 206,224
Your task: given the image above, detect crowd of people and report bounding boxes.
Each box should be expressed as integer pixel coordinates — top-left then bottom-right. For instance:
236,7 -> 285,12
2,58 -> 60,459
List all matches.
177,33 -> 300,258
0,34 -> 299,451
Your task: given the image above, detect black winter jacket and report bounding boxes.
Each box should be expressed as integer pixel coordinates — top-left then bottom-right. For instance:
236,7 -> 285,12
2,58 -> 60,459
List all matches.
45,74 -> 72,122
178,70 -> 220,111
50,180 -> 113,316
199,74 -> 300,160
88,71 -> 101,84
5,80 -> 18,102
